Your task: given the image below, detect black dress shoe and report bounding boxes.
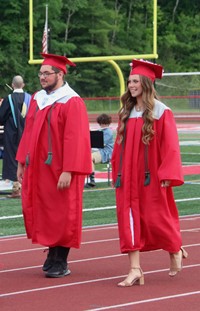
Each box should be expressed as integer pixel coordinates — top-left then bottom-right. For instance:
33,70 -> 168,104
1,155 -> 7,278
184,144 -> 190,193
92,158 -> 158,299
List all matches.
42,257 -> 55,272
88,173 -> 96,187
87,181 -> 96,187
42,247 -> 57,271
45,261 -> 71,278
84,183 -> 94,188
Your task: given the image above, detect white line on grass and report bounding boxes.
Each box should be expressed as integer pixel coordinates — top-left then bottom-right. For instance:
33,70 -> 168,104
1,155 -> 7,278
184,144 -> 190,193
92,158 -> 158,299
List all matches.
0,216 -> 200,241
1,198 -> 200,220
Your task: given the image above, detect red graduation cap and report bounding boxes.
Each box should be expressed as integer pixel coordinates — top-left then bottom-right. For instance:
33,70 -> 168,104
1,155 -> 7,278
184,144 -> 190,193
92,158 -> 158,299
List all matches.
130,59 -> 163,82
41,53 -> 76,74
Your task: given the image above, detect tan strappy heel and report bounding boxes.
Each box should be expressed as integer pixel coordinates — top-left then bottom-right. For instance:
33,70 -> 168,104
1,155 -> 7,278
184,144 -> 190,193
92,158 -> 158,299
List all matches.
169,247 -> 188,277
117,267 -> 144,287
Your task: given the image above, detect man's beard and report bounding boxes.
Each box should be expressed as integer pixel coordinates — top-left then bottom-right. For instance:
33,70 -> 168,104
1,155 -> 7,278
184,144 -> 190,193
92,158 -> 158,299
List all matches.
42,78 -> 58,93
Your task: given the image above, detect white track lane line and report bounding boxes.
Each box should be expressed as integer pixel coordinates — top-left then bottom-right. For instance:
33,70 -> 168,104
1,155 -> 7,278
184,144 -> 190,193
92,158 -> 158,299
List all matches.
0,243 -> 199,273
0,229 -> 199,255
0,265 -> 200,298
84,291 -> 200,311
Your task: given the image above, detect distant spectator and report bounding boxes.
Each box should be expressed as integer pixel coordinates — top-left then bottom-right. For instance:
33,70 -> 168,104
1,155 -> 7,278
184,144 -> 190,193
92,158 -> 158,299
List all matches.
0,124 -> 3,159
86,113 -> 114,187
0,75 -> 31,198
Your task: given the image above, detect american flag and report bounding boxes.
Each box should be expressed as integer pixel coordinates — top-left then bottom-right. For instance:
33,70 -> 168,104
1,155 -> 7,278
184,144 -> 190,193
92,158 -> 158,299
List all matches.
42,6 -> 48,53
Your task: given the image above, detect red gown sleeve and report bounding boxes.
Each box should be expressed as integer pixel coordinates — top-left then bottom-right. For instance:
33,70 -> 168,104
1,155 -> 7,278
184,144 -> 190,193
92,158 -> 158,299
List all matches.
157,109 -> 184,187
62,97 -> 92,175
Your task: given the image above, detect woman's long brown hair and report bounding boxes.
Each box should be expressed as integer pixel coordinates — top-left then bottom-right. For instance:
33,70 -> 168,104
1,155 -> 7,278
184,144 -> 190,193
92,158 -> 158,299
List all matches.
117,75 -> 159,145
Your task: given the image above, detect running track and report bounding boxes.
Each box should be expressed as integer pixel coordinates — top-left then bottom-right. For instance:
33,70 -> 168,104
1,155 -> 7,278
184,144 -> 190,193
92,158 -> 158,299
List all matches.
1,216 -> 200,311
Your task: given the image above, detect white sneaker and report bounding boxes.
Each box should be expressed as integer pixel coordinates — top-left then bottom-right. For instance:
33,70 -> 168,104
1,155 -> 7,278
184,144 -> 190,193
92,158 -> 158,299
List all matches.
0,180 -> 13,190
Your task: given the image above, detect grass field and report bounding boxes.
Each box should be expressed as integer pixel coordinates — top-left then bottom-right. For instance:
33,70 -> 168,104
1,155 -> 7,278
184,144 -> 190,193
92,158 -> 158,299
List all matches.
84,93 -> 200,114
0,125 -> 199,237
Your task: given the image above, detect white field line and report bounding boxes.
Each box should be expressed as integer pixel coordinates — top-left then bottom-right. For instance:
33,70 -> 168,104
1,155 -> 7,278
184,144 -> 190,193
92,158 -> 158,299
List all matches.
181,152 -> 200,155
0,215 -> 200,241
0,264 -> 200,298
1,197 -> 200,220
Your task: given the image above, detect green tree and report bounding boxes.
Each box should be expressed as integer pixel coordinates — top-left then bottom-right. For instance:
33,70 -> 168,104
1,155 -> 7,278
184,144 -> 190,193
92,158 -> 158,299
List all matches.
0,0 -> 199,98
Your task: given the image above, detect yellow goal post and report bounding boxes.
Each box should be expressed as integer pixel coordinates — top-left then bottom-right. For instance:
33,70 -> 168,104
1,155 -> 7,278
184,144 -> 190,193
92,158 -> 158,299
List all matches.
29,0 -> 158,96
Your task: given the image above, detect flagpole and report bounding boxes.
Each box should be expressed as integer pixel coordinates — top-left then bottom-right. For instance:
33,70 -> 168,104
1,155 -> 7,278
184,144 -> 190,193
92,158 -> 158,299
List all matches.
46,4 -> 48,53
42,4 -> 48,53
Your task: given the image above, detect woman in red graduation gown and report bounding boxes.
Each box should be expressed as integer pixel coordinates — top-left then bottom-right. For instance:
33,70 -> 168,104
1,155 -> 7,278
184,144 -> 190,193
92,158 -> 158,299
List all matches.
112,59 -> 188,287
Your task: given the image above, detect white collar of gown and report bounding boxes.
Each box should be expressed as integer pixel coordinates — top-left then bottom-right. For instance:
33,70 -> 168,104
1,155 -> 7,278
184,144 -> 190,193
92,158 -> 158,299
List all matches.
34,82 -> 79,110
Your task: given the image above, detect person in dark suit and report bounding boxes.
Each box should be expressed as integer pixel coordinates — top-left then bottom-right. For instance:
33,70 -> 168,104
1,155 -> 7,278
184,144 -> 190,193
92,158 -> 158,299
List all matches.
0,76 -> 31,198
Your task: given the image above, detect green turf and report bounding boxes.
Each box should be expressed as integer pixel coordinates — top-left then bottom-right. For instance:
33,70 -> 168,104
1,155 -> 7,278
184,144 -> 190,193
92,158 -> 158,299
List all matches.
0,179 -> 199,236
0,136 -> 199,237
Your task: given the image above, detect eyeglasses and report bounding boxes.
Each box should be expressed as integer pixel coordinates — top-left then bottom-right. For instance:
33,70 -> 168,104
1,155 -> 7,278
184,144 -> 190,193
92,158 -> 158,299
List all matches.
38,72 -> 57,78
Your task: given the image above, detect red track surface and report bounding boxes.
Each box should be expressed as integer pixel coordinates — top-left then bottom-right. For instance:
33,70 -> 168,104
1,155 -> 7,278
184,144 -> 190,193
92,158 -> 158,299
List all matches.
1,216 -> 200,311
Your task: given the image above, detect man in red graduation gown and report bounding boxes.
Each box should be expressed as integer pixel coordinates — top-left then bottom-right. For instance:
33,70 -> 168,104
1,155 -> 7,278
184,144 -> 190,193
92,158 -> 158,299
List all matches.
16,53 -> 92,278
